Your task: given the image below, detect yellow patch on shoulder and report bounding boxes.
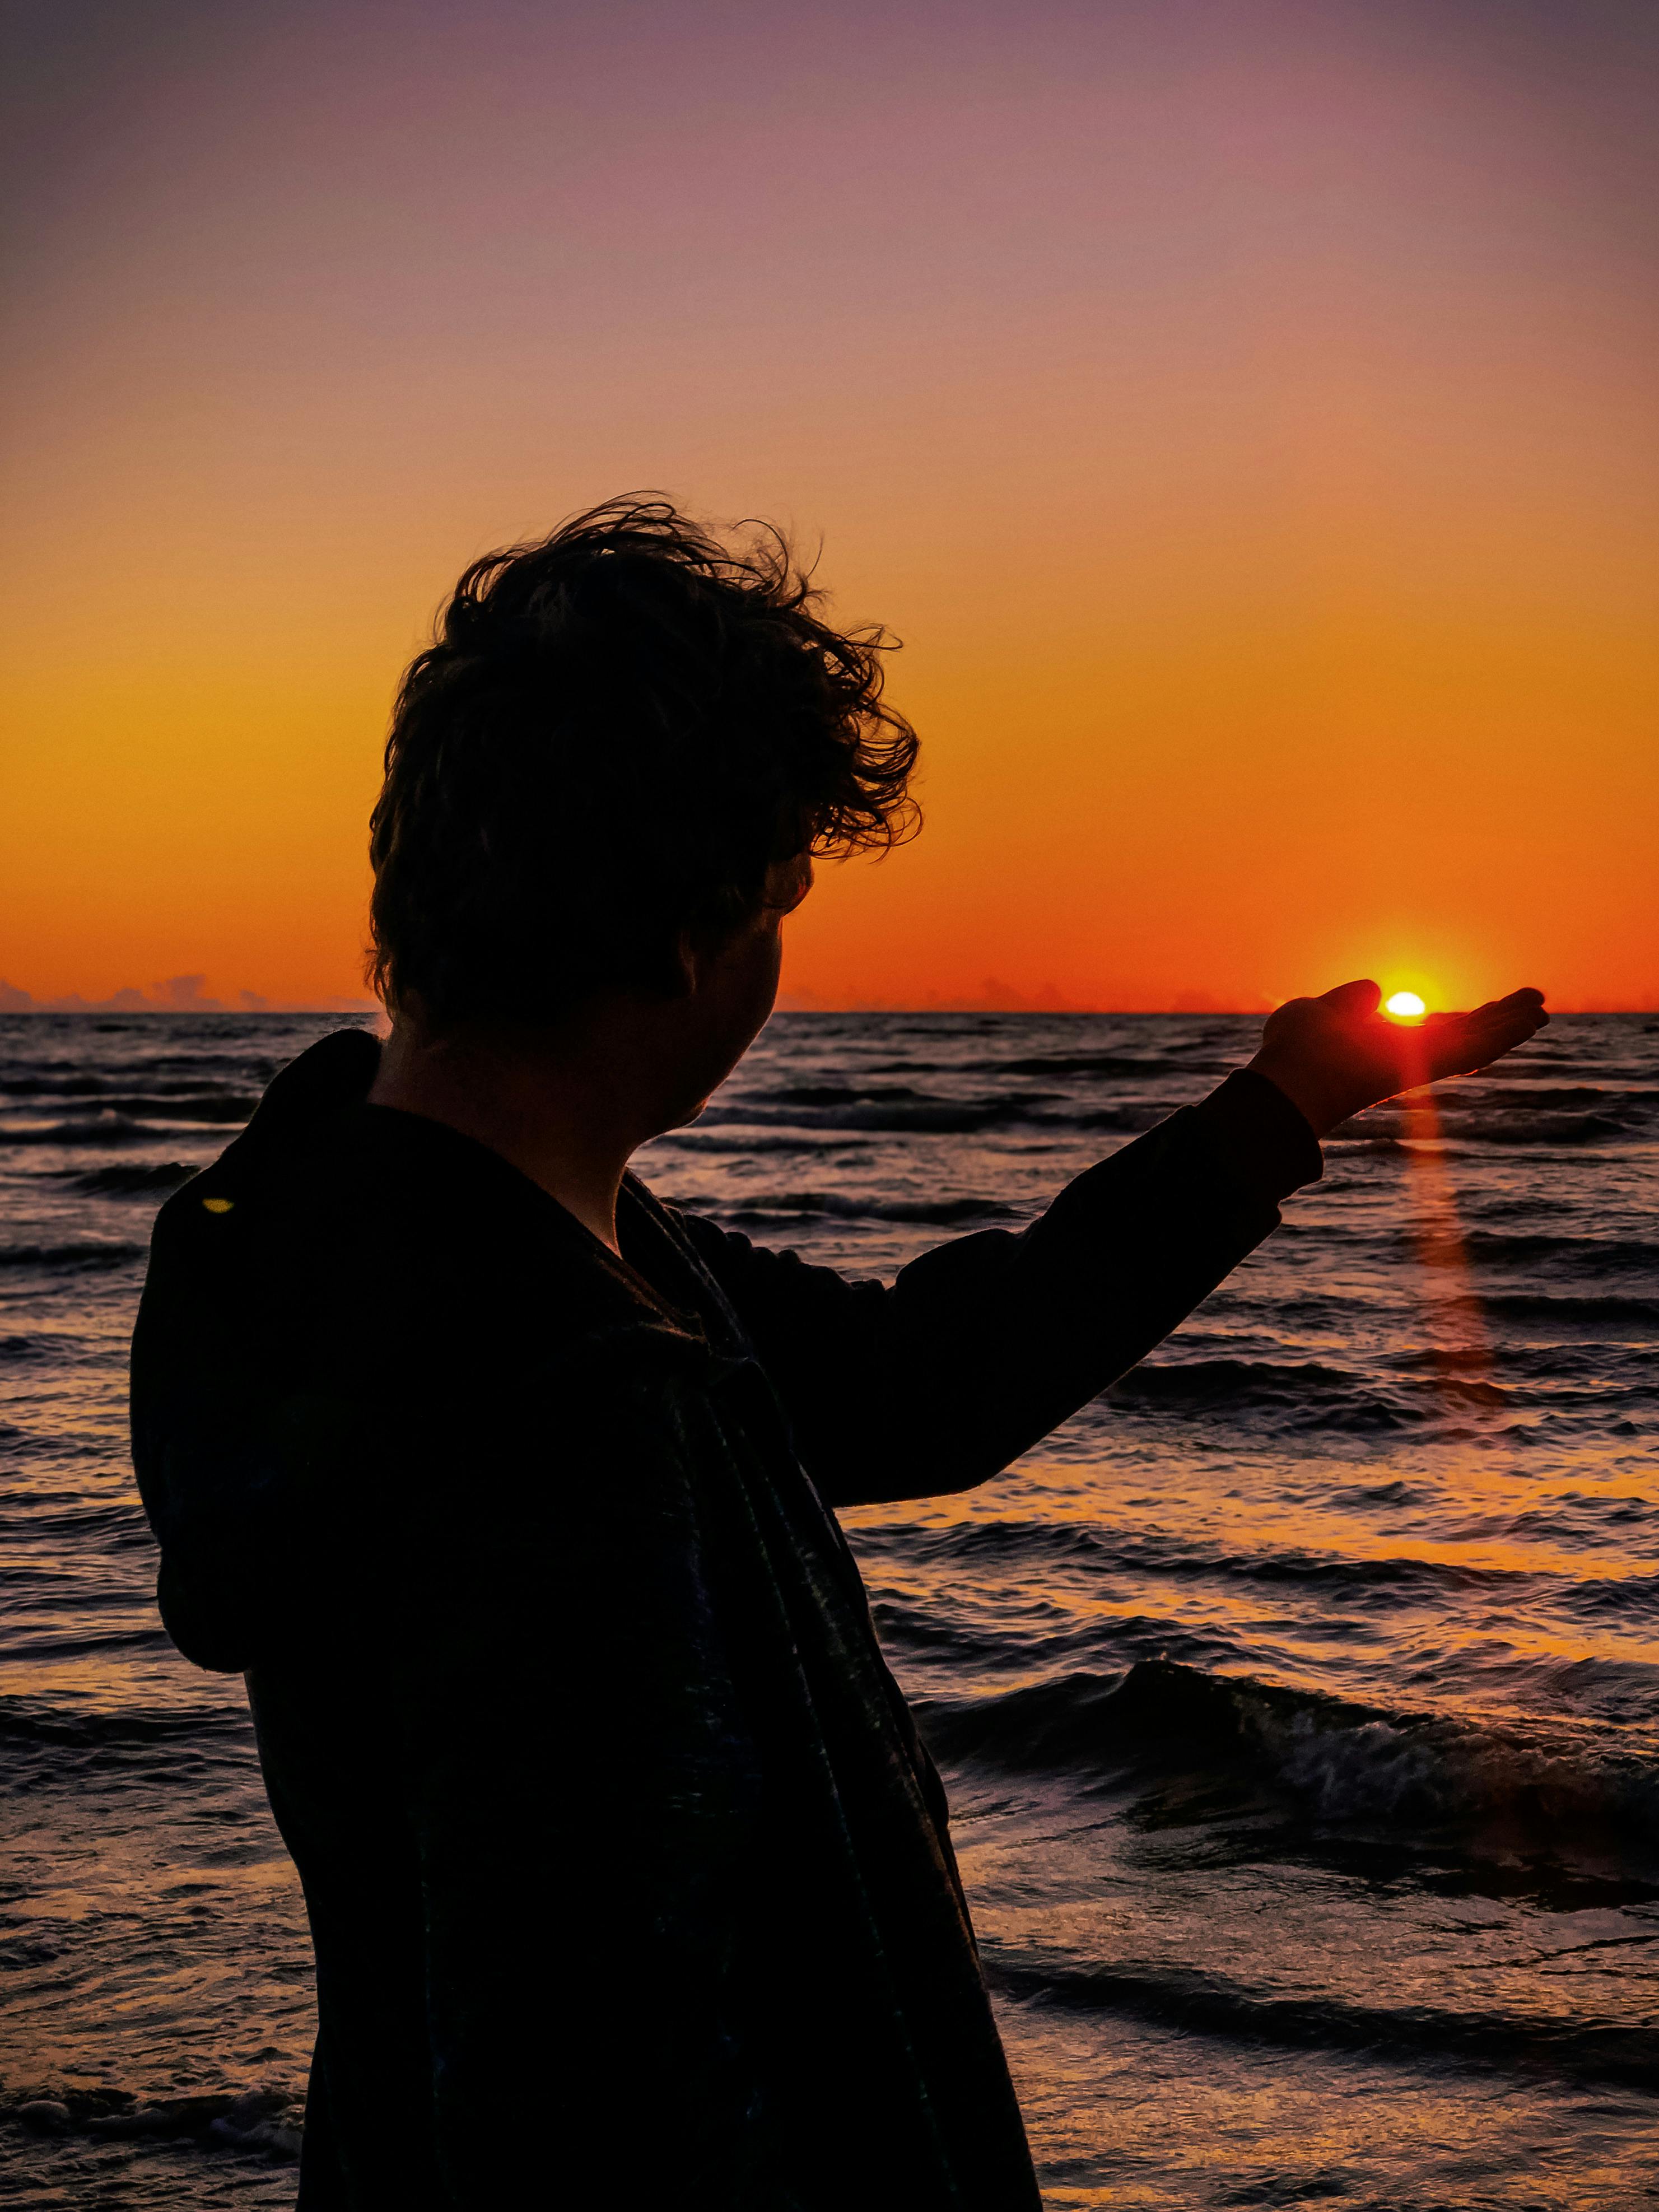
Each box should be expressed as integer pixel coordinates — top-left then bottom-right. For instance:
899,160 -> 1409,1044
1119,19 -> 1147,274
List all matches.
201,1197 -> 235,1214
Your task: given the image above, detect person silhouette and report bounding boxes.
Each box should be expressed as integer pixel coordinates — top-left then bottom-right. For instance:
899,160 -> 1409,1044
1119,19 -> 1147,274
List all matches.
131,497 -> 1546,2209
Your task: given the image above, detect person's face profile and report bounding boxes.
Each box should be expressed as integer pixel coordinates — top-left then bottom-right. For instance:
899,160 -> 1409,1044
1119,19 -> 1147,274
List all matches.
669,854 -> 812,1127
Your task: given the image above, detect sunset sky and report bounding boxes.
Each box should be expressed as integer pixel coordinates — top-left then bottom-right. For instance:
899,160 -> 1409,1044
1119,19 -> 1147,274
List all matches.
4,0 -> 1656,1012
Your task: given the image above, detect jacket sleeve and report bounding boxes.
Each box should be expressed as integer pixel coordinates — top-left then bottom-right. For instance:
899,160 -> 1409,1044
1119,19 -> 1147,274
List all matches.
672,1070 -> 1322,1507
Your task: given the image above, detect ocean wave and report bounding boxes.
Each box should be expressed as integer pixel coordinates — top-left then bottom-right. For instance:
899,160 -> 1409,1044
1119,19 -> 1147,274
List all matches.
1470,1493 -> 1659,1553
654,1130 -> 875,1154
706,1189 -> 1015,1227
1109,1356 -> 1358,1399
0,1116 -> 166,1147
77,1091 -> 258,1122
1430,1083 -> 1640,1114
883,1517 -> 1537,1601
0,1329 -> 96,1368
0,1240 -> 146,1271
1104,1357 -> 1458,1428
1480,1291 -> 1659,1330
0,1697 -> 248,1756
1385,1340 -> 1648,1386
1345,1109 -> 1633,1147
1,2083 -> 299,2160
984,1953 -> 1659,2088
1000,1053 -> 1210,1078
699,1098 -> 1050,1134
0,1496 -> 155,1548
703,1098 -> 1177,1138
1454,1112 -> 1633,1146
1553,1575 -> 1659,1628
1,1070 -> 234,1098
65,1159 -> 201,1195
1460,1232 -> 1659,1276
920,1659 -> 1659,1847
8,1624 -> 177,1665
756,1083 -> 929,1106
863,1058 -> 958,1075
0,1081 -> 257,1116
1064,1105 -> 1159,1132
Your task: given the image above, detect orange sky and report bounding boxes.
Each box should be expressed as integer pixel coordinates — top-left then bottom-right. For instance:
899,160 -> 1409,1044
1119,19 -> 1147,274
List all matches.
4,0 -> 1657,1012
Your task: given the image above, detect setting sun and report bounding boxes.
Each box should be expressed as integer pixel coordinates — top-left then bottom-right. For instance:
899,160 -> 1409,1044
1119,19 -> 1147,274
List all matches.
1385,991 -> 1428,1020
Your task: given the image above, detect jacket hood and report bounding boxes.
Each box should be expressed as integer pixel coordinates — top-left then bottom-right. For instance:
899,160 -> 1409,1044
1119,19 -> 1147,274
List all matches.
130,1028 -> 739,1671
131,1030 -> 400,1669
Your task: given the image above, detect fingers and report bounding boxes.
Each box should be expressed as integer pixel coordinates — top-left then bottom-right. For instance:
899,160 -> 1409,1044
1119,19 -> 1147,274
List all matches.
1430,990 -> 1548,1037
1324,978 -> 1382,1016
1421,990 -> 1548,1079
1461,994 -> 1549,1056
1463,987 -> 1547,1026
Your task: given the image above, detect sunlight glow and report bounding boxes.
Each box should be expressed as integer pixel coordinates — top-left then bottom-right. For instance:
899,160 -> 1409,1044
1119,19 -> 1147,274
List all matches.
1385,991 -> 1428,1020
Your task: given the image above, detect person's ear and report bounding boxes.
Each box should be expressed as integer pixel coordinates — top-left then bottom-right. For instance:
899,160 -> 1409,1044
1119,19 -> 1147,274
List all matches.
668,931 -> 703,998
771,853 -> 814,915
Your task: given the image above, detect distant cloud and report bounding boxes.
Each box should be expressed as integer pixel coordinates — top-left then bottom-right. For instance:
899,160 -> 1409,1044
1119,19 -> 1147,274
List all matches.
0,976 -> 375,1014
151,974 -> 219,1010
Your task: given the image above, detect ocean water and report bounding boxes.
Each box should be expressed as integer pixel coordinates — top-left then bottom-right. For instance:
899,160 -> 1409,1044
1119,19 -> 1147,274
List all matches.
2,1008 -> 1656,2209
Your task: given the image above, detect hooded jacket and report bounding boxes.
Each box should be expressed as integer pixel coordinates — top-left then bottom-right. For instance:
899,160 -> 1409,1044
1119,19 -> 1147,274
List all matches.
130,1030 -> 1320,2209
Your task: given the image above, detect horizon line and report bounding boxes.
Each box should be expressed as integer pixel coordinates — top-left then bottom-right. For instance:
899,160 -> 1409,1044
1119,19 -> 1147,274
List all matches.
4,999 -> 1654,1019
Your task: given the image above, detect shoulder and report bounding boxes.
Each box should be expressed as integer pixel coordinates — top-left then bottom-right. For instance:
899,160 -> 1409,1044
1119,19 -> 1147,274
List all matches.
146,1110 -> 704,1428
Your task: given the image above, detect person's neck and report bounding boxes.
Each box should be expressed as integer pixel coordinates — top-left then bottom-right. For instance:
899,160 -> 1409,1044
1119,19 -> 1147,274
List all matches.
367,1016 -> 647,1255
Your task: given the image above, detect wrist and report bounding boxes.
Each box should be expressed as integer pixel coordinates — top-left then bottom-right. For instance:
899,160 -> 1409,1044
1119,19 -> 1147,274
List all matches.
1194,1068 -> 1325,1196
1243,1054 -> 1347,1139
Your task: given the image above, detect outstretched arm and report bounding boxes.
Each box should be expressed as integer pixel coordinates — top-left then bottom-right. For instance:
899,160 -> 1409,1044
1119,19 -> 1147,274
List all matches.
678,981 -> 1547,1508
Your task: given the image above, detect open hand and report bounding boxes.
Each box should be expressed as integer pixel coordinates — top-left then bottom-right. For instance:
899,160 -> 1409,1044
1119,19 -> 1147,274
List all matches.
1247,980 -> 1548,1138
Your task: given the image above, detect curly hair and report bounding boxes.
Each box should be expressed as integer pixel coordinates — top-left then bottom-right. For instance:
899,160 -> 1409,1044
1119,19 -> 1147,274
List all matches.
367,496 -> 919,1029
